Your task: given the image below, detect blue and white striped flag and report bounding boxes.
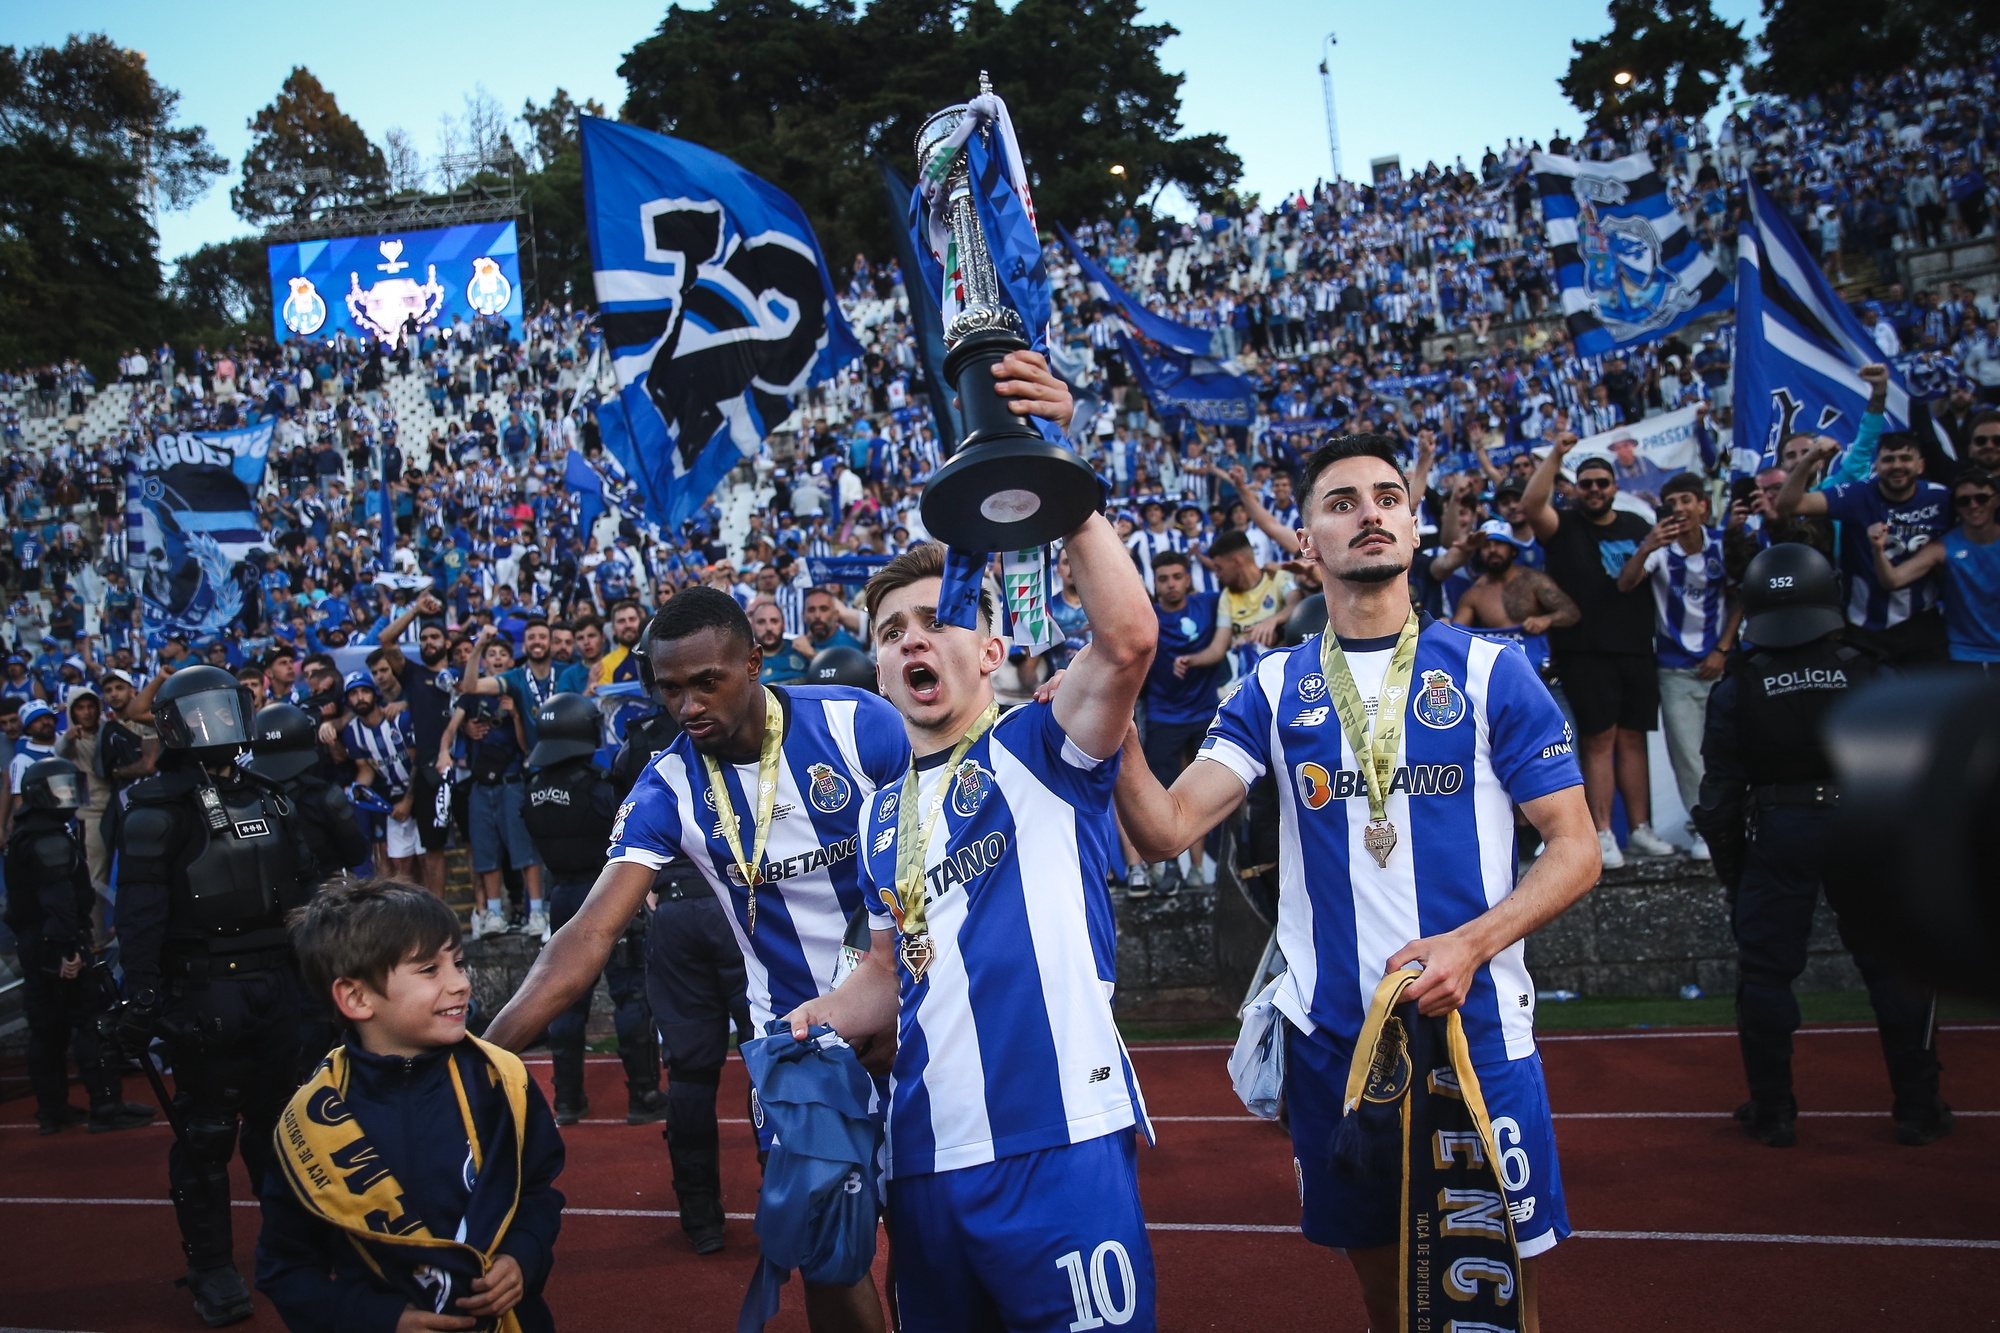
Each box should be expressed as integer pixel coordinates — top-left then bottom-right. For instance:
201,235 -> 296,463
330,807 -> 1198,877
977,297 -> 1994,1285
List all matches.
1733,181 -> 1953,474
1534,149 -> 1731,356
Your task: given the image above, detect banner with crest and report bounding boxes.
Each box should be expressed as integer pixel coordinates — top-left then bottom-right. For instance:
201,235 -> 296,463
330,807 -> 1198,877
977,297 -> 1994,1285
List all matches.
1533,149 -> 1731,356
126,421 -> 273,640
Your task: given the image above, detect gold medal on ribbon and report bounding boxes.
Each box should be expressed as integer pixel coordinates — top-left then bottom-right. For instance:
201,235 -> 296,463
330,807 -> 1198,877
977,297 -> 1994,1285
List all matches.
702,688 -> 786,933
1321,613 -> 1421,873
892,703 -> 1000,982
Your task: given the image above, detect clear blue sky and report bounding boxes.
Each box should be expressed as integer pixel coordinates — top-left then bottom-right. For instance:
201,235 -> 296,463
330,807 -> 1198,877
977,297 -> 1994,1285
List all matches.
23,0 -> 1764,265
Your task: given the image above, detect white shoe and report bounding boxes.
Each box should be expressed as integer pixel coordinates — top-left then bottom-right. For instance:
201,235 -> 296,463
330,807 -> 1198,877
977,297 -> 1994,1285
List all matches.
1596,828 -> 1625,870
525,908 -> 550,942
470,907 -> 508,940
1627,823 -> 1675,857
1687,834 -> 1712,862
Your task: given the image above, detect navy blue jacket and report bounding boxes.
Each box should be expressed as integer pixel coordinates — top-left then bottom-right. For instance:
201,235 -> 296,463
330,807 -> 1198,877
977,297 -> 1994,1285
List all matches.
255,1037 -> 565,1332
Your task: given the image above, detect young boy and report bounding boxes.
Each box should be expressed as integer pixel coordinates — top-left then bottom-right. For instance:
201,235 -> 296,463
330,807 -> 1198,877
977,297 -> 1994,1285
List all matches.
257,878 -> 565,1332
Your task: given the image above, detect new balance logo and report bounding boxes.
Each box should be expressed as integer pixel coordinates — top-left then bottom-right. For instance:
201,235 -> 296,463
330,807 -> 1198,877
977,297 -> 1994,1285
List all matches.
1087,1066 -> 1112,1084
1290,706 -> 1330,728
872,828 -> 895,856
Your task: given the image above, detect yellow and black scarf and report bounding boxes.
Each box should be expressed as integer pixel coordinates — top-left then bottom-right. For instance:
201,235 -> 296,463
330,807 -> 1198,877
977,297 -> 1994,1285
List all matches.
274,1036 -> 529,1333
1334,967 -> 1523,1333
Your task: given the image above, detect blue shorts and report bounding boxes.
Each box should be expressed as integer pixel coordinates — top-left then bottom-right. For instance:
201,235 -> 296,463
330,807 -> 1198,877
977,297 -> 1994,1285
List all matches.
467,778 -> 540,875
1284,1024 -> 1570,1258
888,1130 -> 1156,1332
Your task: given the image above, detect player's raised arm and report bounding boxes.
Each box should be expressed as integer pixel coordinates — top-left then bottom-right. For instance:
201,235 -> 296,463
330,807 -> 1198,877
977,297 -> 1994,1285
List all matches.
1049,511 -> 1157,761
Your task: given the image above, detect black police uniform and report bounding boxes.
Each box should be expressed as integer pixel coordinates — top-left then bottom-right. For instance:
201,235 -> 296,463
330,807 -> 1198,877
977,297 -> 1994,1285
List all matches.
521,752 -> 665,1120
247,704 -> 370,893
4,797 -> 152,1133
1694,558 -> 1946,1146
117,743 -> 311,1318
617,705 -> 752,1252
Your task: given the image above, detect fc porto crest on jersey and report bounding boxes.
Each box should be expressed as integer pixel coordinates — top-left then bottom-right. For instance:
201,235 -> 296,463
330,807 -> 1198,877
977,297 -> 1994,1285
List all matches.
806,762 -> 851,813
281,276 -> 328,336
951,759 -> 994,817
1413,668 -> 1467,730
1297,672 -> 1328,704
610,800 -> 635,844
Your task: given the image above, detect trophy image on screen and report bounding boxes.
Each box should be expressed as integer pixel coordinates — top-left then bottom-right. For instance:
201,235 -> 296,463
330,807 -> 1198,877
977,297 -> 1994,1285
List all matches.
914,78 -> 1099,553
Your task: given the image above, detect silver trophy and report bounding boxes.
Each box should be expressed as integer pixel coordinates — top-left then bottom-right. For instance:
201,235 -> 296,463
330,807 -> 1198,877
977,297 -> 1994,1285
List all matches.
913,74 -> 1098,552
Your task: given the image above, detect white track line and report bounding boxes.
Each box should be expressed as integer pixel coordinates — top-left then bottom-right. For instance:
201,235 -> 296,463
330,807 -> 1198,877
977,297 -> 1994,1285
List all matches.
2,1196 -> 1993,1250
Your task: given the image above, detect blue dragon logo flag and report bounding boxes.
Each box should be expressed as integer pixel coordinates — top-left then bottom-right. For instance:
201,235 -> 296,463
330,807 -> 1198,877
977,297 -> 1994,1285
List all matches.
1534,149 -> 1731,356
581,117 -> 863,531
128,420 -> 274,638
1733,180 -> 1954,474
1117,333 -> 1256,426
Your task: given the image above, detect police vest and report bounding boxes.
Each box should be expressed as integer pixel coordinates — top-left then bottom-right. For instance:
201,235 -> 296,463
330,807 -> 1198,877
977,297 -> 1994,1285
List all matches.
612,709 -> 682,798
523,762 -> 614,878
127,774 -> 305,947
0,814 -> 89,938
1735,642 -> 1877,786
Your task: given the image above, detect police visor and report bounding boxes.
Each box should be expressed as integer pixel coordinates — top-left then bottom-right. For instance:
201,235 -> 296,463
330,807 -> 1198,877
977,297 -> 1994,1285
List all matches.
35,769 -> 87,809
174,691 -> 253,750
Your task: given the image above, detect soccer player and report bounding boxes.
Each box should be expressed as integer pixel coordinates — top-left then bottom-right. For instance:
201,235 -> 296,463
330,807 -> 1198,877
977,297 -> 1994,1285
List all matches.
484,589 -> 907,1330
1110,435 -> 1599,1332
787,509 -> 1160,1332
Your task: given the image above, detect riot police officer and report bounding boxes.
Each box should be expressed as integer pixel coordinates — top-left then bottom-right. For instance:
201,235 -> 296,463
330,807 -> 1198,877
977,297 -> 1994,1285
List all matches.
804,644 -> 875,691
114,665 -> 310,1327
245,702 -> 370,892
4,758 -> 154,1135
619,659 -> 752,1256
1693,544 -> 1949,1149
522,691 -> 669,1127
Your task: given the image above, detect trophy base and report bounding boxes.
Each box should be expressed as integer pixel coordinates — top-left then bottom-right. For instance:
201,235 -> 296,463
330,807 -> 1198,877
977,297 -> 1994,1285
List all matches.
922,435 -> 1101,552
925,327 -> 1101,551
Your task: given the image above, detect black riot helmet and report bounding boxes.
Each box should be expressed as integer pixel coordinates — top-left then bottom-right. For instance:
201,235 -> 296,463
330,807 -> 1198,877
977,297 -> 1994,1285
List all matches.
153,665 -> 255,760
1742,543 -> 1844,649
1285,593 -> 1329,646
528,691 -> 601,768
806,645 -> 876,692
247,702 -> 321,783
21,756 -> 87,812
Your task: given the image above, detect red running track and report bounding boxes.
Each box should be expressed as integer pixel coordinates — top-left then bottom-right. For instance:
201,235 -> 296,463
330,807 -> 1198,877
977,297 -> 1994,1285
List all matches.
2,1023 -> 1995,1331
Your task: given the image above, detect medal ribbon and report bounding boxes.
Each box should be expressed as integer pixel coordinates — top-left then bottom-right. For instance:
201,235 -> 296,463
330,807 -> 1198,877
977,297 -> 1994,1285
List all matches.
1319,612 -> 1421,833
701,688 -> 786,932
894,704 -> 1000,942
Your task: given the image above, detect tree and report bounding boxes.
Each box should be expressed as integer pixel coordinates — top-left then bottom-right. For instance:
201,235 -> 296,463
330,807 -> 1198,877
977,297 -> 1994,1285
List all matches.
232,67 -> 388,225
520,88 -> 607,171
0,37 -> 223,368
1561,0 -> 1748,129
383,125 -> 427,194
168,236 -> 270,336
1748,0 -> 2000,97
616,0 -> 1241,260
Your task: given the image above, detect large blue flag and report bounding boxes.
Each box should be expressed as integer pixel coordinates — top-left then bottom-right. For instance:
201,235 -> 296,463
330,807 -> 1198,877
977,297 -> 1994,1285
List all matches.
876,157 -> 962,445
564,447 -> 608,537
1056,223 -> 1213,357
1534,149 -> 1731,356
1119,333 -> 1256,426
127,420 -> 274,638
581,116 -> 863,532
1734,181 -> 1953,473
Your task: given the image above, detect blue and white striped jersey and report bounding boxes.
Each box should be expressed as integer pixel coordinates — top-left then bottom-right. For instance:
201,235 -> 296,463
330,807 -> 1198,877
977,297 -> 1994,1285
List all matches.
1640,528 -> 1727,667
860,701 -> 1149,1179
342,712 -> 415,796
1199,622 -> 1581,1063
607,686 -> 910,1029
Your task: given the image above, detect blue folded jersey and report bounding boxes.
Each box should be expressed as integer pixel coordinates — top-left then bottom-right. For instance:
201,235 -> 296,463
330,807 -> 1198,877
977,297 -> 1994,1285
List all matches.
737,1027 -> 882,1332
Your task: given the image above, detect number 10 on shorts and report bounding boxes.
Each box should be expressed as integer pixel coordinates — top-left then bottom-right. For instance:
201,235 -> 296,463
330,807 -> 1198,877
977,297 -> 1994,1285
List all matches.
1058,1240 -> 1137,1329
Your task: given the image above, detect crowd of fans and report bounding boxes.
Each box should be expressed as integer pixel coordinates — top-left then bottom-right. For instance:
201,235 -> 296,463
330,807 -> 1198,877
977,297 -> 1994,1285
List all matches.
0,55 -> 1996,913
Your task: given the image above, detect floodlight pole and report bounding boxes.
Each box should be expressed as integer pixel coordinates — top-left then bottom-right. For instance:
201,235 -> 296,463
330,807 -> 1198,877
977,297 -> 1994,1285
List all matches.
1319,32 -> 1342,183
